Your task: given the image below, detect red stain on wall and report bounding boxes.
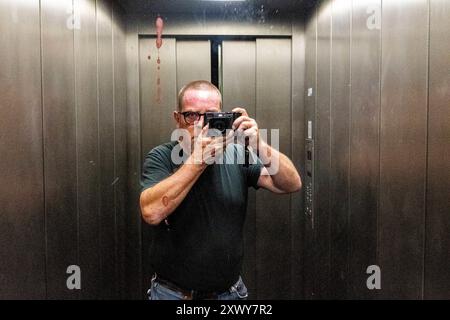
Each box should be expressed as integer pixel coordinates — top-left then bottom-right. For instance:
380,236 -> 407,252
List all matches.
155,15 -> 164,104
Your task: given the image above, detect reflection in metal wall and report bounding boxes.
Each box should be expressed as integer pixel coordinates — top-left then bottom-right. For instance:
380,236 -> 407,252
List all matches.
136,37 -> 297,300
125,3 -> 306,300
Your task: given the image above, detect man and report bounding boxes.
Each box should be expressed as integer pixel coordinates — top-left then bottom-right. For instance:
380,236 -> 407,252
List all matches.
140,80 -> 301,300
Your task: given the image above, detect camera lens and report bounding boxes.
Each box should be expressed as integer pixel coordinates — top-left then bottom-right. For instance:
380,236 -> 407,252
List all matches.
214,120 -> 225,132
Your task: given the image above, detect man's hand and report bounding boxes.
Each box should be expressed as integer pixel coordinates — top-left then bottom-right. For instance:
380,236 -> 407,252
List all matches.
232,107 -> 259,150
186,117 -> 234,166
231,107 -> 302,194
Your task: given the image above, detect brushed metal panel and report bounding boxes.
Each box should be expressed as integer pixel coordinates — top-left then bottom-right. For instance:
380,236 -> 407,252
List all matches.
329,0 -> 351,299
176,40 -> 211,93
0,0 -> 46,299
97,0 -> 117,299
112,2 -> 128,299
255,38 -> 292,299
125,15 -> 144,299
41,0 -> 78,299
74,0 -> 100,299
314,2 -> 332,299
222,41 -> 256,113
349,0 -> 381,300
41,0 -> 79,299
303,9 -> 317,299
222,40 -> 257,298
139,37 -> 177,159
290,18 -> 306,299
425,0 -> 450,299
379,0 -> 428,299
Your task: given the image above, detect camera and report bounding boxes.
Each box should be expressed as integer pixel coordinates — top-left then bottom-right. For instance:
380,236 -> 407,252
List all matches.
204,112 -> 242,136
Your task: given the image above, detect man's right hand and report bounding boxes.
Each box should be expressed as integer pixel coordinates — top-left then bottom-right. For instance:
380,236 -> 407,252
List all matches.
186,118 -> 234,166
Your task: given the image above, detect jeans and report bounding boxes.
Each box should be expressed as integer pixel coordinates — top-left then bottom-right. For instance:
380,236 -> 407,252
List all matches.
147,275 -> 249,300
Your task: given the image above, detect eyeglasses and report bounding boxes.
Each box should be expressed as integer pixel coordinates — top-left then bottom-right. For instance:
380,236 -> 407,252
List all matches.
178,111 -> 205,125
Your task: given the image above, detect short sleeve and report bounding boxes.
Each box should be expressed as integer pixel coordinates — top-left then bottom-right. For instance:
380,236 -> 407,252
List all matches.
140,147 -> 172,192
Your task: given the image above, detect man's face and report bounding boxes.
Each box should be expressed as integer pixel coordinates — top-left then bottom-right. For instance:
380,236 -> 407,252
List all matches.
174,88 -> 221,139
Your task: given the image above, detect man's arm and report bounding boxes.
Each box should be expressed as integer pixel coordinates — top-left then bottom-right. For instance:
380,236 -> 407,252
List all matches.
231,107 -> 302,194
140,160 -> 206,226
256,139 -> 302,194
140,123 -> 229,225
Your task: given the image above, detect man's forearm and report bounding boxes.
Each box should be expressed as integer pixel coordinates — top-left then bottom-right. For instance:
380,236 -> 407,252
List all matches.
140,161 -> 206,225
258,139 -> 302,192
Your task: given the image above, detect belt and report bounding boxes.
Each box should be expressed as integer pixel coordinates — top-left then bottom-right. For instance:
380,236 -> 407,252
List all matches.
154,275 -> 231,300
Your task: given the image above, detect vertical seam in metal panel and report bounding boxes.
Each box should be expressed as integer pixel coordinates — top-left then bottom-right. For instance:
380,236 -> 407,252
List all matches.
39,0 -> 48,300
423,0 -> 431,300
137,32 -> 145,299
377,0 -> 383,283
347,0 -> 353,299
111,2 -> 118,299
328,3 -> 333,299
72,0 -> 80,299
95,0 -> 102,300
289,30 -> 294,299
137,30 -> 143,297
313,7 -> 318,297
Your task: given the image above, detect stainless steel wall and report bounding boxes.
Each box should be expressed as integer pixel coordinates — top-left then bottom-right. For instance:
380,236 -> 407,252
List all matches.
0,0 -> 127,299
0,0 -> 45,299
425,0 -> 450,300
303,0 -> 450,299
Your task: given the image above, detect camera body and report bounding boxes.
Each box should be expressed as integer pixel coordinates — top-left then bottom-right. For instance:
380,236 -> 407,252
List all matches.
204,112 -> 242,136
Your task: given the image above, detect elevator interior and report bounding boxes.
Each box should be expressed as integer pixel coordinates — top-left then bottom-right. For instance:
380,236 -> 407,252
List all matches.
0,0 -> 449,300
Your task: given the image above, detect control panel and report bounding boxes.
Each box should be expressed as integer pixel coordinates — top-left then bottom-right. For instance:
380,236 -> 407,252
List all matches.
305,138 -> 314,225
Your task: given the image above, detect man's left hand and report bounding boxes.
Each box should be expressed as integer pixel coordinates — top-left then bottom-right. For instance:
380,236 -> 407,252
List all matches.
232,107 -> 260,150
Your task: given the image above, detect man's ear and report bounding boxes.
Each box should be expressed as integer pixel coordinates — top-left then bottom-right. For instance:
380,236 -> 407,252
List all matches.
173,111 -> 180,128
